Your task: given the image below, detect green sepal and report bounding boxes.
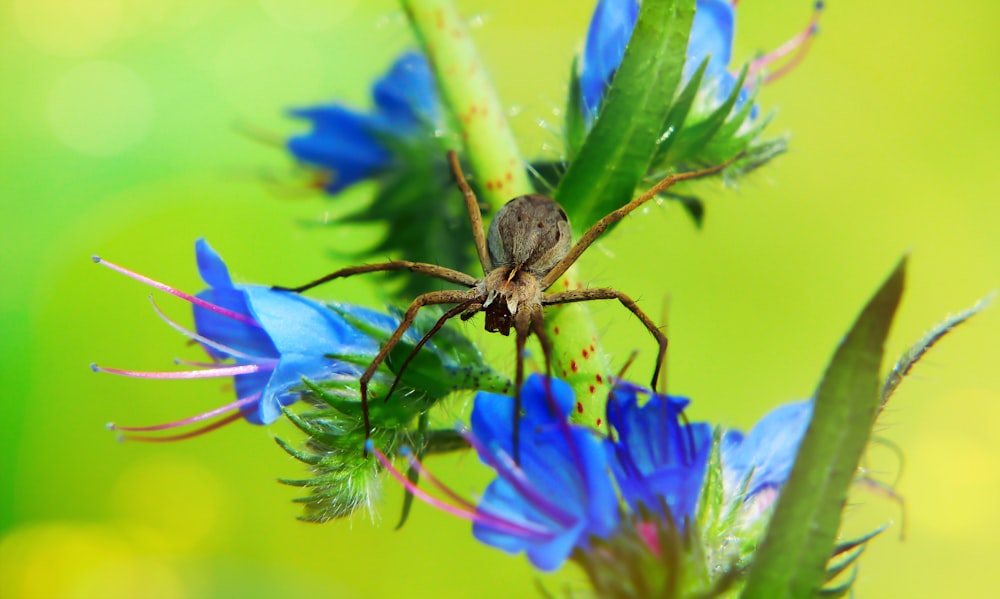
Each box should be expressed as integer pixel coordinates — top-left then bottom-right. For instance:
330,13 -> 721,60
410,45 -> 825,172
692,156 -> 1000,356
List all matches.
327,302 -> 510,398
648,57 -> 708,164
663,65 -> 748,163
555,0 -> 696,232
740,257 -> 907,599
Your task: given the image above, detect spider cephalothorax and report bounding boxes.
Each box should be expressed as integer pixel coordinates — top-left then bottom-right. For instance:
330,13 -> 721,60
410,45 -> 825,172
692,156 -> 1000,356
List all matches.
276,151 -> 731,447
478,194 -> 571,335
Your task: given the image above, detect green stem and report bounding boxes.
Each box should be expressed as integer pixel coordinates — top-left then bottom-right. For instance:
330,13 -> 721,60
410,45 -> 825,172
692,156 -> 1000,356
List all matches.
401,0 -> 533,210
402,0 -> 611,416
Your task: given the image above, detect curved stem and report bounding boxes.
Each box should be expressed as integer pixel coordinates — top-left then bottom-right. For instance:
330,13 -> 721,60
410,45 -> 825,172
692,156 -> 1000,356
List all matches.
401,0 -> 533,210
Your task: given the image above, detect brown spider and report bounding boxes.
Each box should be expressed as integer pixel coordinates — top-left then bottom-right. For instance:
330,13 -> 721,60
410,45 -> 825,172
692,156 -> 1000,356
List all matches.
276,151 -> 731,450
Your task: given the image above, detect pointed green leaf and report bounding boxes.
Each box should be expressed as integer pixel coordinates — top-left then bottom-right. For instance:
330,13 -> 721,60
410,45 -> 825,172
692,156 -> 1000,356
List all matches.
555,0 -> 696,230
564,56 -> 587,161
740,257 -> 906,599
881,292 -> 993,409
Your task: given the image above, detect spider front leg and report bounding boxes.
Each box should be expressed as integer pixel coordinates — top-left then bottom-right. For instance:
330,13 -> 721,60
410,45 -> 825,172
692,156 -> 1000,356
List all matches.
544,288 -> 668,391
273,260 -> 477,294
540,158 -> 739,290
447,150 -> 493,275
357,289 -> 474,443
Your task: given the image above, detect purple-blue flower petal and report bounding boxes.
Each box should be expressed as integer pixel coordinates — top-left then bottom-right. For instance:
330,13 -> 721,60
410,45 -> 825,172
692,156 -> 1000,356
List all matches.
721,400 -> 813,499
606,384 -> 712,524
287,106 -> 392,193
372,51 -> 440,133
286,52 -> 441,194
470,375 -> 620,571
687,0 -> 736,79
189,240 -> 378,425
579,0 -> 639,121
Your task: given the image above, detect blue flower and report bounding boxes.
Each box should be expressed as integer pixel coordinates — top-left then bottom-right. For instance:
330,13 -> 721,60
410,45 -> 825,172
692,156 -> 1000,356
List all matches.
287,51 -> 442,193
93,239 -> 378,437
469,375 -> 621,571
720,399 -> 813,510
605,381 -> 712,526
579,0 -> 822,123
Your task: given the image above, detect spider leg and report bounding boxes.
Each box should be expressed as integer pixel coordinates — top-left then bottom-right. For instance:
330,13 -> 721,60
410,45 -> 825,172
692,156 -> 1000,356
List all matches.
539,157 -> 740,290
447,151 -> 493,275
273,261 -> 477,294
511,308 -> 535,464
382,298 -> 483,404
358,289 -> 474,443
544,288 -> 668,391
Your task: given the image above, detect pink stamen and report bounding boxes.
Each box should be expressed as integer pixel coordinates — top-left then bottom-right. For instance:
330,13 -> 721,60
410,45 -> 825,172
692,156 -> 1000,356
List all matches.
369,442 -> 553,539
747,2 -> 822,84
92,256 -> 260,327
92,362 -> 270,380
148,295 -> 268,362
400,448 -> 477,511
117,410 -> 246,442
108,393 -> 261,432
461,430 -> 577,528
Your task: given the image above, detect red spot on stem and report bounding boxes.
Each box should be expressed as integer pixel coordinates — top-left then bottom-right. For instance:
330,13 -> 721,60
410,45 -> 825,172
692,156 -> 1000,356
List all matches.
570,360 -> 578,373
576,402 -> 583,414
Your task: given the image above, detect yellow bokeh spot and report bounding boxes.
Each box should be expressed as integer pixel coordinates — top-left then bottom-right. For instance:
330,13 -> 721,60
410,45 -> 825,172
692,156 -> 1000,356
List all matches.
905,387 -> 1000,537
47,61 -> 154,157
258,0 -> 361,32
14,0 -> 123,57
0,523 -> 185,599
110,456 -> 225,553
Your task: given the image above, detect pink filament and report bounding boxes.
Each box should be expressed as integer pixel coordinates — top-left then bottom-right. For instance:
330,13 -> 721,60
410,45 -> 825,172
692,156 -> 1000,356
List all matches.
148,295 -> 268,362
109,393 -> 262,432
747,5 -> 822,85
461,430 -> 577,528
117,410 -> 247,442
93,256 -> 260,327
370,443 -> 552,539
402,449 -> 477,511
93,362 -> 269,380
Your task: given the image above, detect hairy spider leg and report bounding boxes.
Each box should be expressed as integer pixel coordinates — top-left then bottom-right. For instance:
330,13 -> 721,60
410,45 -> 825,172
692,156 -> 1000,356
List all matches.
273,260 -> 476,294
544,288 -> 668,390
539,157 -> 741,290
382,297 -> 484,403
448,150 -> 493,274
357,289 -> 474,441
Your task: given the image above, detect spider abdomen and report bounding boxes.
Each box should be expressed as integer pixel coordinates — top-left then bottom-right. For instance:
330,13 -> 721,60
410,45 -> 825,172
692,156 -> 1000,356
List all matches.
487,194 -> 572,277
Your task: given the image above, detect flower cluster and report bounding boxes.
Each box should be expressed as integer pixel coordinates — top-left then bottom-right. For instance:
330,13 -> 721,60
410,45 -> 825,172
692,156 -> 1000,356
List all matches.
371,374 -> 817,594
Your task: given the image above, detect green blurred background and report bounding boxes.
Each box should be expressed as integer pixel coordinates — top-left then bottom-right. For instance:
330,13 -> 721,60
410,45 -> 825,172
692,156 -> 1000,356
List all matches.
2,0 -> 998,597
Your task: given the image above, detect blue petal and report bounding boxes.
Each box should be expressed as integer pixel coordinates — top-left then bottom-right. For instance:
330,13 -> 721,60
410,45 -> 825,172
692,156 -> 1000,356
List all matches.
688,0 -> 736,79
287,106 -> 392,193
470,374 -> 575,458
243,287 -> 378,360
721,400 -> 813,499
470,377 -> 620,570
372,52 -> 440,133
579,0 -> 639,121
195,238 -> 233,289
472,426 -> 618,571
606,385 -> 712,522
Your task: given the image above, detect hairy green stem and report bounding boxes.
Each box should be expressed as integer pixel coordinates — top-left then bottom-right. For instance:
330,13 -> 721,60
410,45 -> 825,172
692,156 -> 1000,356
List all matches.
401,0 -> 533,209
402,0 -> 610,413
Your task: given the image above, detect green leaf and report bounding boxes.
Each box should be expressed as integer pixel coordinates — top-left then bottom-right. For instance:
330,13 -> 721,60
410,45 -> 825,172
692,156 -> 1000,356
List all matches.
881,292 -> 993,409
555,0 -> 696,231
740,257 -> 907,599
